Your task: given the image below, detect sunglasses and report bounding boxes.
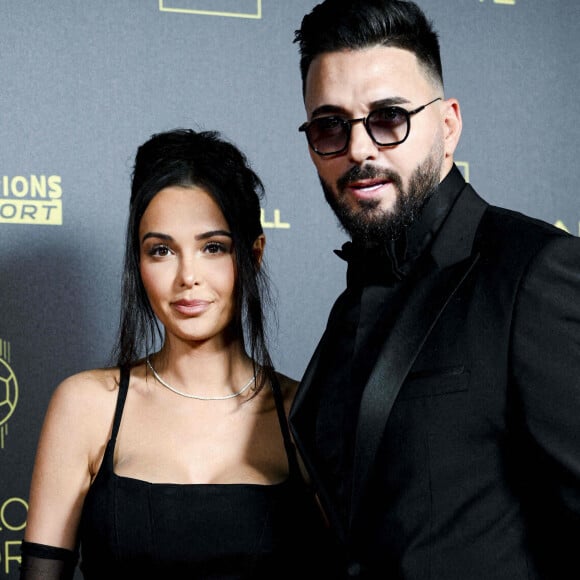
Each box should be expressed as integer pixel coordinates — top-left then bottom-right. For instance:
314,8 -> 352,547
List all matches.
299,97 -> 442,156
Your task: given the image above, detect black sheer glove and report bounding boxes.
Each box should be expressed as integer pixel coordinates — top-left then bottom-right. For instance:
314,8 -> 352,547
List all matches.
19,541 -> 78,580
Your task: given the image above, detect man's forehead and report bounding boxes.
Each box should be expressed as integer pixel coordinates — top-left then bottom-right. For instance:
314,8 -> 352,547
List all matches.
304,47 -> 428,110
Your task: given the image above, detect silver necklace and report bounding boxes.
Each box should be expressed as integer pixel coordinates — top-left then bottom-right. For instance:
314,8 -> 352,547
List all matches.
146,356 -> 256,401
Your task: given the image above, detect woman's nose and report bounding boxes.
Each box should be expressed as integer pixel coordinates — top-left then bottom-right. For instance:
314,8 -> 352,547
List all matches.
178,256 -> 198,287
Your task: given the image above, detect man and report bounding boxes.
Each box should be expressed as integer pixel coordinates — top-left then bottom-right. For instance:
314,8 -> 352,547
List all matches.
288,1 -> 580,578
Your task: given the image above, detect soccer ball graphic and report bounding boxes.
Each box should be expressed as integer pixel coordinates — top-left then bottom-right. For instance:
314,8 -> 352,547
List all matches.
0,358 -> 18,427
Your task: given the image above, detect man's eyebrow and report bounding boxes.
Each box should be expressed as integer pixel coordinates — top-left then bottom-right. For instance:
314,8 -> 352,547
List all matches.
369,96 -> 411,108
310,96 -> 411,118
310,104 -> 350,118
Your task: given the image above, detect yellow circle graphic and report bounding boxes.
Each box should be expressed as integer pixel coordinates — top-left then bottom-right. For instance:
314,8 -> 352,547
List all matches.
0,358 -> 18,426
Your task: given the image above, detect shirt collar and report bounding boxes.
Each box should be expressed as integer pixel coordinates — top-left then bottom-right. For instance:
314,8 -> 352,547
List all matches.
336,164 -> 466,287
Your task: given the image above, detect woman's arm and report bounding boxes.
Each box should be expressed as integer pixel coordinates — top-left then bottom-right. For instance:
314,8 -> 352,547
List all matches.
24,370 -> 115,547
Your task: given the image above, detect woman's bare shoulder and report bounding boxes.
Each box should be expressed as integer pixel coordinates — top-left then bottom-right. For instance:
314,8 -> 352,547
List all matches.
40,367 -> 123,466
47,367 -> 121,418
54,366 -> 120,395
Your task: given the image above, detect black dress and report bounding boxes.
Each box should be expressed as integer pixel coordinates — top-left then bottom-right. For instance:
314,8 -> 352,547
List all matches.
77,366 -> 336,579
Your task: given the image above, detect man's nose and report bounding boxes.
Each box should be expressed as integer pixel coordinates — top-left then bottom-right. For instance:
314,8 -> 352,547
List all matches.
347,120 -> 379,164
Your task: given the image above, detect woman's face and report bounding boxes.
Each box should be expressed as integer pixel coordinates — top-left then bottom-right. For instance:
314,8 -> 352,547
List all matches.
139,185 -> 237,348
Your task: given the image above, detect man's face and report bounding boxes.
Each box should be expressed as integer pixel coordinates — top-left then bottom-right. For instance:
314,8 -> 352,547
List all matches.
303,46 -> 460,244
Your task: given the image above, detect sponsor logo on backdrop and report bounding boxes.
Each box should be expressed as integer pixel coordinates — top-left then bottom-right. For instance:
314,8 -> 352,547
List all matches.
0,497 -> 27,575
260,209 -> 290,229
456,161 -> 470,183
479,0 -> 516,4
0,340 -> 24,575
0,175 -> 62,226
159,0 -> 261,19
555,221 -> 580,236
0,340 -> 18,450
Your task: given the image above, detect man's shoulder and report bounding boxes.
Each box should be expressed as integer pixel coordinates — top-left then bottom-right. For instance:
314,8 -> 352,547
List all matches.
472,200 -> 580,277
478,201 -> 569,247
451,173 -> 565,243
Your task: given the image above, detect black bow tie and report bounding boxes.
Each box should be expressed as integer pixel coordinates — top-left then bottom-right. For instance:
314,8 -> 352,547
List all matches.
335,237 -> 408,288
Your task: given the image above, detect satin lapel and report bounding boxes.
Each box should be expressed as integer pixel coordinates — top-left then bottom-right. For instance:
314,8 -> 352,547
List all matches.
349,254 -> 480,530
349,183 -> 488,531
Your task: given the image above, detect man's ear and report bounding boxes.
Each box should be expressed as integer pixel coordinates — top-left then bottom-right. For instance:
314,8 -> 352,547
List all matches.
252,234 -> 266,267
442,98 -> 462,160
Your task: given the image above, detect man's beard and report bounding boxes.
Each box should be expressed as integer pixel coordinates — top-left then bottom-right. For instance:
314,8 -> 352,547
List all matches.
320,143 -> 444,246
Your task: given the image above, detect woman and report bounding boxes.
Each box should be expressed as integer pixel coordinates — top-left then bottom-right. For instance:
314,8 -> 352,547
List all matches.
20,129 -> 334,579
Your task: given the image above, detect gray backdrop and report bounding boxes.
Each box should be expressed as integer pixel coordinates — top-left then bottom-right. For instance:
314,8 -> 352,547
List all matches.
1,1 -> 579,576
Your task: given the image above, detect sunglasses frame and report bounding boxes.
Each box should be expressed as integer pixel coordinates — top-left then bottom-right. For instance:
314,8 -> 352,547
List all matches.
299,97 -> 442,157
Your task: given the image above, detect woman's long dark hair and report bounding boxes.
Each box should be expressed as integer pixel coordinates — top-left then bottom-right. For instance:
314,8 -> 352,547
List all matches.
111,128 -> 275,393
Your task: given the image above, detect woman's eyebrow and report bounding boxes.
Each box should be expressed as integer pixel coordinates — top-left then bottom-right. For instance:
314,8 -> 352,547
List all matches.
195,230 -> 232,241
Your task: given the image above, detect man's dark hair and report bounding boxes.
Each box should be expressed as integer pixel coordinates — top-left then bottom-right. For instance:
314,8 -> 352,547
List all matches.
295,0 -> 443,94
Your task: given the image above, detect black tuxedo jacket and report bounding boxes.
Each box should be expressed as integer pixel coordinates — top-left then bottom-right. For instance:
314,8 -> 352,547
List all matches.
290,169 -> 580,579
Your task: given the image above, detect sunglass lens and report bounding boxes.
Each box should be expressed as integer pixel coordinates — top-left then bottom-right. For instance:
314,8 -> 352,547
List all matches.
368,107 -> 408,146
308,117 -> 348,154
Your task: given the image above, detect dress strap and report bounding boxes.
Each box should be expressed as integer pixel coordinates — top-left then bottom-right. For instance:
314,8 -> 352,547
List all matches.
110,365 -> 130,442
270,373 -> 301,479
92,366 -> 130,479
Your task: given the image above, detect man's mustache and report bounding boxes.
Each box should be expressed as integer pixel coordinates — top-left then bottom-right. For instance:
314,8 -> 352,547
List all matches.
336,164 -> 403,193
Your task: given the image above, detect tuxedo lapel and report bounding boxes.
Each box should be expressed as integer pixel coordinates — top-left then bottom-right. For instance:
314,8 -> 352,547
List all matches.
291,176 -> 488,541
349,184 -> 488,531
349,254 -> 479,528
